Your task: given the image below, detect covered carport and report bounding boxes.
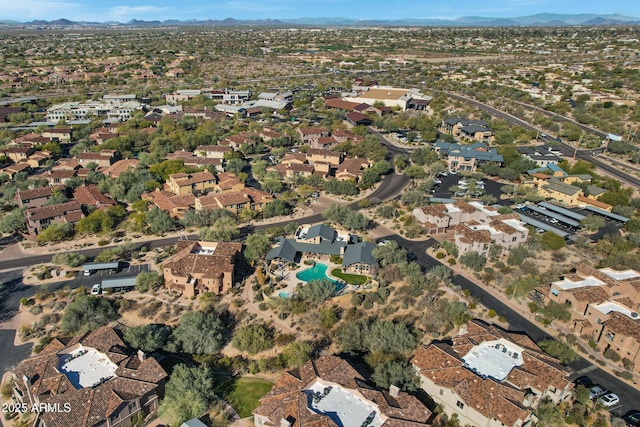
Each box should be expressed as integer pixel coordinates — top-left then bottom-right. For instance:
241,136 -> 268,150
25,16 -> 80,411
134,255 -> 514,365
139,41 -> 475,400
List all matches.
584,206 -> 629,224
525,205 -> 580,229
517,213 -> 569,238
538,202 -> 586,221
101,277 -> 136,293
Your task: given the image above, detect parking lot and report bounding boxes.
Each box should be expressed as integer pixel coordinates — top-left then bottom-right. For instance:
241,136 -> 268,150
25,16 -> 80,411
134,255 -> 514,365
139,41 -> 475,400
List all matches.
431,172 -> 505,203
75,263 -> 150,288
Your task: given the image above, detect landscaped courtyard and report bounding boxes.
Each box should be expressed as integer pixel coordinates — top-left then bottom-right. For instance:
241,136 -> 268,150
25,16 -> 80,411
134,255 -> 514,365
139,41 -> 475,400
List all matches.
213,376 -> 274,418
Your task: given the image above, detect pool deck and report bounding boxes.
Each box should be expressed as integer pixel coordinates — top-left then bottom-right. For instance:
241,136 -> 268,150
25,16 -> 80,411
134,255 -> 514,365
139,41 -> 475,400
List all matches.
269,255 -> 351,297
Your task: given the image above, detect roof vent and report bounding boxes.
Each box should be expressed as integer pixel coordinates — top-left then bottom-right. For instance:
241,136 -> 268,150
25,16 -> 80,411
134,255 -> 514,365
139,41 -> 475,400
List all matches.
632,312 -> 639,318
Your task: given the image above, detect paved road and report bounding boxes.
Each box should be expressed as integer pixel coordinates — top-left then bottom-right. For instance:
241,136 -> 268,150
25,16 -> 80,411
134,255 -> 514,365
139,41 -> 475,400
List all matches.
513,100 -> 608,140
0,265 -> 149,374
373,233 -> 640,415
445,91 -> 640,190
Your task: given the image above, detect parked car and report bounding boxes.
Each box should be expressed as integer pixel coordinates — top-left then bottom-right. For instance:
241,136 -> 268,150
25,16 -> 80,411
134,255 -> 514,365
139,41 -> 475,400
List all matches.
91,284 -> 102,295
449,170 -> 457,175
377,240 -> 391,246
573,376 -> 593,389
589,385 -> 607,400
622,410 -> 640,426
597,392 -> 620,407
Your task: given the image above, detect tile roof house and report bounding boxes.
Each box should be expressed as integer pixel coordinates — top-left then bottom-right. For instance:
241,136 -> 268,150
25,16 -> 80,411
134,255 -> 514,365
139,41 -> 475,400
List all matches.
41,128 -> 72,142
546,264 -> 640,372
11,326 -> 167,427
166,150 -> 225,171
412,320 -> 571,427
77,149 -> 118,168
1,162 -> 31,179
2,145 -> 35,163
296,127 -> 329,144
142,190 -> 196,218
195,187 -> 273,214
73,185 -> 116,208
162,240 -> 243,298
24,201 -> 84,236
40,169 -> 78,185
253,355 -> 432,427
440,118 -> 494,144
168,171 -> 216,195
16,185 -> 67,208
346,111 -> 374,126
101,159 -> 140,178
194,145 -> 233,159
335,157 -> 371,182
413,201 -> 500,234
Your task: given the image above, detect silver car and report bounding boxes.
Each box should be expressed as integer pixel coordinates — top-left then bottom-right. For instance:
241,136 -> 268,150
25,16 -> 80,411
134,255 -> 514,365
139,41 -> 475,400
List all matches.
597,392 -> 619,407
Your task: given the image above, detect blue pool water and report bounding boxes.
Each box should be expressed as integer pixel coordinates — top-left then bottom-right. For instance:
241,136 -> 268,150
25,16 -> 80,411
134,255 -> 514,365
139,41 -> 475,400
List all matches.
279,291 -> 291,298
296,263 -> 341,288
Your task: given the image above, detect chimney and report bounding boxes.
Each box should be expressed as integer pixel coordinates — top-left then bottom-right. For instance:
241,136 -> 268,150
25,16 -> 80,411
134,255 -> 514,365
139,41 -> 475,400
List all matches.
389,385 -> 400,398
280,418 -> 293,427
137,349 -> 146,362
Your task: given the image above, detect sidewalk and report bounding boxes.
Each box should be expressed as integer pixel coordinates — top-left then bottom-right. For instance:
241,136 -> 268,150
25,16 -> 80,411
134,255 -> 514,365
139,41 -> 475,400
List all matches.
441,249 -> 640,386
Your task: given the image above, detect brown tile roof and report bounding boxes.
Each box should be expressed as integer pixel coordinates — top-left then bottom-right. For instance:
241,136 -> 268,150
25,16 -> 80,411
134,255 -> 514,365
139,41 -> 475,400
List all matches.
216,172 -> 244,189
170,171 -> 214,186
490,220 -> 518,235
2,163 -> 31,173
306,148 -> 341,158
455,224 -> 492,244
603,311 -> 640,342
101,159 -> 139,178
323,97 -> 360,110
25,201 -> 83,221
417,205 -> 449,219
255,355 -> 431,426
577,195 -> 612,210
280,153 -> 308,164
412,320 -> 570,426
53,159 -> 81,171
298,127 -> 328,135
12,326 -> 166,427
142,190 -> 195,214
565,286 -> 609,303
455,200 -> 477,213
337,157 -> 369,175
16,185 -> 67,200
163,240 -> 242,282
195,144 -> 232,154
73,185 -> 116,207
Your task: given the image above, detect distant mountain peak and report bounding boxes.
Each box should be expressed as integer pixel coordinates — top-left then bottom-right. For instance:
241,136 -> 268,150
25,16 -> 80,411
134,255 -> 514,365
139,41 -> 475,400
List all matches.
2,13 -> 639,28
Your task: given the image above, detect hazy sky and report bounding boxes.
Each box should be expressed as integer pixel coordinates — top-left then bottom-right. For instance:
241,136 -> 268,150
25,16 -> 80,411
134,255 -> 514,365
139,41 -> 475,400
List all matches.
2,0 -> 639,22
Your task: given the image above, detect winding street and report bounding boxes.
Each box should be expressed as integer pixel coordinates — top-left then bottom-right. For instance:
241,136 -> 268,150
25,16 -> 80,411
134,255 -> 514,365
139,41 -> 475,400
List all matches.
0,110 -> 638,413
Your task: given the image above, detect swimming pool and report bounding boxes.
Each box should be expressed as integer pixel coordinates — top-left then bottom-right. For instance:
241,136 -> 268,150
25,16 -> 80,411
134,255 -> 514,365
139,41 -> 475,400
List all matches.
279,291 -> 291,298
296,263 -> 342,288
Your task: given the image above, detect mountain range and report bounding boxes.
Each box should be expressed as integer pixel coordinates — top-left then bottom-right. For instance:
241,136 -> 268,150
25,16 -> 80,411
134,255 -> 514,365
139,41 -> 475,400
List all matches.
1,13 -> 639,28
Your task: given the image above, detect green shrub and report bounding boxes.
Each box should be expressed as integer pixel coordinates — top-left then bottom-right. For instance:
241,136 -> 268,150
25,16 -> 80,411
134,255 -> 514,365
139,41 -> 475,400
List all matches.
447,258 -> 456,266
258,303 -> 268,311
98,239 -> 109,246
435,252 -> 445,259
604,348 -> 621,362
614,370 -> 634,380
487,309 -> 497,318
